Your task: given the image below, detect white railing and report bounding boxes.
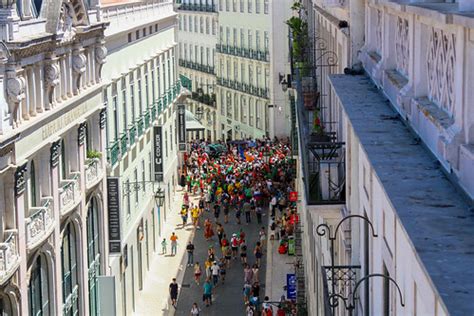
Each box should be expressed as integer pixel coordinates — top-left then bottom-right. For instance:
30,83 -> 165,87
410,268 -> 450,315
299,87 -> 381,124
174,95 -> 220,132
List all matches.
26,197 -> 54,251
59,172 -> 81,216
102,0 -> 174,35
0,230 -> 20,285
85,158 -> 103,189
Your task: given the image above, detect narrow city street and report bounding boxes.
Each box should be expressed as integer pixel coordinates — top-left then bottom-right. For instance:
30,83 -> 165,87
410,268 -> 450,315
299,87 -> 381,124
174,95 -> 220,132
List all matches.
174,204 -> 268,315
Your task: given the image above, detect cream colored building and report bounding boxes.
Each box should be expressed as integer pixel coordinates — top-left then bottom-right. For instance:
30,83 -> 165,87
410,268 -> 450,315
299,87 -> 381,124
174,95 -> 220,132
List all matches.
99,0 -> 186,315
177,0 -> 218,141
0,0 -> 108,315
177,0 -> 293,141
294,0 -> 474,315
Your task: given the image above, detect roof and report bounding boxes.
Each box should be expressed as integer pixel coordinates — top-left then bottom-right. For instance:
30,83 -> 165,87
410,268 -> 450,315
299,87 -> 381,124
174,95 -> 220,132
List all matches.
329,74 -> 474,315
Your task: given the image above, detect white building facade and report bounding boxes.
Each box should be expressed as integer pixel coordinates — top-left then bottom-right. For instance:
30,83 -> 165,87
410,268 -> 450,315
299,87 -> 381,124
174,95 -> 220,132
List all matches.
177,0 -> 293,141
0,0 -> 108,315
293,0 -> 474,315
99,0 -> 186,315
177,0 -> 218,141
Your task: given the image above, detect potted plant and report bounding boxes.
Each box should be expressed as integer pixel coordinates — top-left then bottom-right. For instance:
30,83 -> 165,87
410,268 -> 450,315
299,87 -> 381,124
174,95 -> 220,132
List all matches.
310,111 -> 331,142
87,150 -> 102,160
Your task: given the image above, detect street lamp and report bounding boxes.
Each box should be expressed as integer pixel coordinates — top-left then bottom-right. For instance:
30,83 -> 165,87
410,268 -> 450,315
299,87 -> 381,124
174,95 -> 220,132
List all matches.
195,106 -> 204,120
154,187 -> 165,206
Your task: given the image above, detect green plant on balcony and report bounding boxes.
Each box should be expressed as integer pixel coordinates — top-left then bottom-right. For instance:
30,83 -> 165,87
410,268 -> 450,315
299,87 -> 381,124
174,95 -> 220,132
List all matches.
87,150 -> 102,159
287,1 -> 311,76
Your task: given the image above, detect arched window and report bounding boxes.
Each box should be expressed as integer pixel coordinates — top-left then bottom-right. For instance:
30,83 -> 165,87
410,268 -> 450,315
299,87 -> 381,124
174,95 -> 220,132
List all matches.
0,294 -> 12,316
28,255 -> 50,315
87,198 -> 101,316
30,161 -> 37,207
61,223 -> 79,316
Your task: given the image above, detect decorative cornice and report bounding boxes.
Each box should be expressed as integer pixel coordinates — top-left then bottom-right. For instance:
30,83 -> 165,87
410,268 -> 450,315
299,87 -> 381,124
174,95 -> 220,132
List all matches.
14,163 -> 28,196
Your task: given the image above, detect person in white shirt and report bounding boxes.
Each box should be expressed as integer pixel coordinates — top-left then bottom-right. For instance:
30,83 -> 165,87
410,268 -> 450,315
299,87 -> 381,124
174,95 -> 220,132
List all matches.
211,261 -> 220,286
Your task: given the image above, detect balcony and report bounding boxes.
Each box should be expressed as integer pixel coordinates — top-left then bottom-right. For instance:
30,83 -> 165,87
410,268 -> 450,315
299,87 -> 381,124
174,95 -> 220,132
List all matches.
179,59 -> 215,75
0,230 -> 20,286
102,0 -> 175,37
177,3 -> 217,12
85,158 -> 103,190
216,77 -> 269,99
137,117 -> 145,137
107,140 -> 120,167
26,197 -> 54,251
216,44 -> 270,62
129,124 -> 137,146
190,91 -> 216,107
180,74 -> 193,90
59,172 -> 81,216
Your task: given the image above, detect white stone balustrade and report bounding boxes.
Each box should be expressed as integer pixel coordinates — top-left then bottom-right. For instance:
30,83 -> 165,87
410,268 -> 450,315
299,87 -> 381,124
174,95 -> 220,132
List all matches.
361,1 -> 474,198
102,0 -> 175,36
85,158 -> 103,190
0,230 -> 20,286
59,172 -> 81,216
26,197 -> 54,251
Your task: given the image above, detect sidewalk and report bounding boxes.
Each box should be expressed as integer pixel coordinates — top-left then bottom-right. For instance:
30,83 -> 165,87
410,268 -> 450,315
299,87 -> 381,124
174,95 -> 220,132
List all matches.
265,229 -> 295,304
134,187 -> 198,316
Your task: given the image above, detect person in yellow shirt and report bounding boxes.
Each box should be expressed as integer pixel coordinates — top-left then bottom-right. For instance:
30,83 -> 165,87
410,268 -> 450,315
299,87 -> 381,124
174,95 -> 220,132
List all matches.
191,206 -> 201,228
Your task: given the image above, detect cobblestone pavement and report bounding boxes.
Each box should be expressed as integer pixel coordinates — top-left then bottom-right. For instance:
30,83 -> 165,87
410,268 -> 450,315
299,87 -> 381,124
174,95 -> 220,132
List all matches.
174,204 -> 268,316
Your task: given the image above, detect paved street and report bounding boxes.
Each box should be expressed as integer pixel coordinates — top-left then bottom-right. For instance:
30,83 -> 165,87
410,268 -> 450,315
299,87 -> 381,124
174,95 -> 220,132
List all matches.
174,204 -> 268,316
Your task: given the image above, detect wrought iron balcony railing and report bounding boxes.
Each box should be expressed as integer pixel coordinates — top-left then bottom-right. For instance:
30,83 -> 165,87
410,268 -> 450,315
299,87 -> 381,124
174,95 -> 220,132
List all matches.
216,44 -> 270,62
177,2 -> 216,12
190,92 -> 216,107
216,77 -> 269,99
179,59 -> 215,75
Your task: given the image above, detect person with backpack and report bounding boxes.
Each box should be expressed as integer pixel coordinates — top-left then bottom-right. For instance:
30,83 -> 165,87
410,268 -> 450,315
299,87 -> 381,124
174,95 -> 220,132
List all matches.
240,239 -> 248,264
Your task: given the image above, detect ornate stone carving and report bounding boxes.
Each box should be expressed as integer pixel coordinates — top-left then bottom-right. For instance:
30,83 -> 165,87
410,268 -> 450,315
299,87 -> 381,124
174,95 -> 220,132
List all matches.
58,2 -> 76,42
99,108 -> 107,129
72,51 -> 86,93
0,0 -> 15,8
77,122 -> 87,146
14,163 -> 28,196
50,140 -> 61,168
6,73 -> 26,129
426,27 -> 456,116
395,17 -> 409,77
44,62 -> 60,109
94,44 -> 107,81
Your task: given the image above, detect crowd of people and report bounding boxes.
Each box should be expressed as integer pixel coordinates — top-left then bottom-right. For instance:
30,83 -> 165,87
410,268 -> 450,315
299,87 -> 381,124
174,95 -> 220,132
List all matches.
168,138 -> 299,316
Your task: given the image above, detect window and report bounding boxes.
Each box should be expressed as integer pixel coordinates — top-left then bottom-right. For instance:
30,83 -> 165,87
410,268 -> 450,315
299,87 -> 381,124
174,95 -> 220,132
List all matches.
60,139 -> 67,180
87,198 -> 100,316
129,74 -> 135,122
164,131 -> 168,157
143,28 -> 146,37
121,78 -> 127,132
200,17 -> 204,33
62,223 -> 79,316
220,92 -> 225,115
264,0 -> 268,14
151,68 -> 155,102
189,16 -> 193,32
234,92 -> 239,118
219,0 -> 222,11
233,0 -> 237,11
233,28 -> 237,47
248,30 -> 252,49
135,30 -> 139,40
200,47 -> 204,65
255,0 -> 260,13
206,17 -> 210,34
264,68 -> 269,89
206,47 -> 210,65
141,160 -> 146,193
240,28 -> 245,47
256,30 -> 260,51
240,0 -> 244,12
247,0 -> 252,12
249,98 -> 254,126
126,179 -> 131,216
183,15 -> 187,31
134,168 -> 139,204
256,66 -> 262,88
249,64 -> 254,85
149,26 -> 152,34
194,16 -> 198,33
155,24 -> 158,32
241,95 -> 247,123
149,151 -> 153,181
28,255 -> 50,316
225,0 -> 229,11
241,63 -> 245,82
137,75 -> 143,114
226,92 -> 232,118
29,161 -> 37,207
112,91 -> 119,140
145,73 -> 149,107
226,27 -> 230,45
256,100 -> 261,128
264,31 -> 269,51
169,126 -> 173,151
179,16 -> 182,30
128,33 -> 132,42
212,20 -> 216,35
226,60 -> 231,79
219,26 -> 223,43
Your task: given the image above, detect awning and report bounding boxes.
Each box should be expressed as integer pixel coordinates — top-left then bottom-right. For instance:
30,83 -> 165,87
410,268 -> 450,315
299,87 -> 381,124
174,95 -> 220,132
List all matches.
185,110 -> 205,131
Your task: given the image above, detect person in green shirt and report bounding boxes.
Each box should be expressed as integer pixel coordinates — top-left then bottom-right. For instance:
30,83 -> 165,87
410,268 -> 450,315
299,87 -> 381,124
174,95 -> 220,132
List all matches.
203,278 -> 213,307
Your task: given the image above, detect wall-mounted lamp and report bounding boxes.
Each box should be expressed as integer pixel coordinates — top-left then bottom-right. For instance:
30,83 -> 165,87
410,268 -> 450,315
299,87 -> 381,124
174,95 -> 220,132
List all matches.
279,73 -> 292,92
